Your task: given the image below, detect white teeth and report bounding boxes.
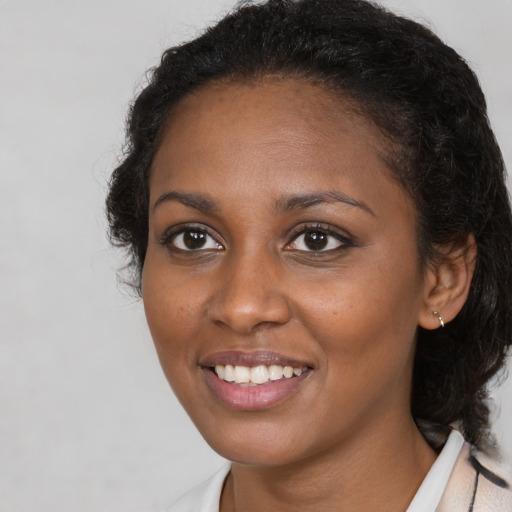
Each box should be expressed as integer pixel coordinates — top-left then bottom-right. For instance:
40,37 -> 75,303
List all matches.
251,365 -> 269,384
214,364 -> 308,385
234,365 -> 251,384
224,364 -> 235,382
283,366 -> 293,378
215,365 -> 225,380
269,365 -> 283,380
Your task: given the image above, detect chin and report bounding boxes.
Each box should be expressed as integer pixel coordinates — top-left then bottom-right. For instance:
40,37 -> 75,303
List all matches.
197,418 -> 310,467
210,441 -> 302,467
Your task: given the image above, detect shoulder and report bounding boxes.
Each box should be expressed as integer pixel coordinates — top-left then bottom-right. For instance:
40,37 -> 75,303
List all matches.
164,466 -> 230,512
438,442 -> 512,512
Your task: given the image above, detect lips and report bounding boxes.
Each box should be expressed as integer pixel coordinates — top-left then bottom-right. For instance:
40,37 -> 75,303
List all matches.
200,350 -> 311,368
200,351 -> 313,411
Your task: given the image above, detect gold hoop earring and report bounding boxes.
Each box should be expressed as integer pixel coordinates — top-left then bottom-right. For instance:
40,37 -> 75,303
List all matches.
433,311 -> 445,328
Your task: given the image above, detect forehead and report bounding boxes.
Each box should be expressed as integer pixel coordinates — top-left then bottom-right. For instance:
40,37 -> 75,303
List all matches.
160,78 -> 388,160
150,78 -> 406,212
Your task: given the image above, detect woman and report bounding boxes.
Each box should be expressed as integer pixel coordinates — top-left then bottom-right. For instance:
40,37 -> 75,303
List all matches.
106,0 -> 512,510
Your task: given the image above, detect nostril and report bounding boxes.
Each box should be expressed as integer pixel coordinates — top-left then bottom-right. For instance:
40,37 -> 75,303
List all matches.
207,290 -> 292,334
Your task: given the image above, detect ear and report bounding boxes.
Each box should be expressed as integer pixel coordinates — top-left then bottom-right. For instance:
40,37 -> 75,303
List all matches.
418,234 -> 477,330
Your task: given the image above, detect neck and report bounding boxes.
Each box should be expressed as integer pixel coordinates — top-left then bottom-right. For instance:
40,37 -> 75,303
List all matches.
220,415 -> 437,512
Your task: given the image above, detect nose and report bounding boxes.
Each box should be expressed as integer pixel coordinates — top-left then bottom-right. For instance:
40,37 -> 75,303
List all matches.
208,251 -> 292,335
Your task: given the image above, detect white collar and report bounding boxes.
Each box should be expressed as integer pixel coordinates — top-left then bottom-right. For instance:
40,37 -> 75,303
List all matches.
406,429 -> 465,512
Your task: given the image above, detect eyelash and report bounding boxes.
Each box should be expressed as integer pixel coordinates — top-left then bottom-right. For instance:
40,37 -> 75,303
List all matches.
159,224 -> 224,252
285,223 -> 354,253
159,223 -> 354,254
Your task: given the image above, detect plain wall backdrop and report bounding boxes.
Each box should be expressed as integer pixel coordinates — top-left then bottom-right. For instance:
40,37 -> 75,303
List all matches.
1,0 -> 511,510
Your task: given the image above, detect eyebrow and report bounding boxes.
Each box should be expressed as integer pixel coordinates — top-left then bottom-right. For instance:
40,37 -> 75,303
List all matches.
152,190 -> 374,216
152,191 -> 220,214
275,191 -> 374,216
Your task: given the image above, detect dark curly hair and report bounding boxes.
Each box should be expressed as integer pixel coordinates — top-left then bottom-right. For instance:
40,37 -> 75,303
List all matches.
106,0 -> 512,449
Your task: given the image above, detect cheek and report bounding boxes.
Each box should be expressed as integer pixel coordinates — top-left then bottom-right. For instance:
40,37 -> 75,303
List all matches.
294,249 -> 423,370
141,256 -> 207,381
293,284 -> 420,434
143,295 -> 203,411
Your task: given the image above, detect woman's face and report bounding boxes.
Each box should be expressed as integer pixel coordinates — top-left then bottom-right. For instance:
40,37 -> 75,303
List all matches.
143,79 -> 431,466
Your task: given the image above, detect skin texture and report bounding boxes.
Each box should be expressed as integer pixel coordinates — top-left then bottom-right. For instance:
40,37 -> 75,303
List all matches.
142,79 -> 475,511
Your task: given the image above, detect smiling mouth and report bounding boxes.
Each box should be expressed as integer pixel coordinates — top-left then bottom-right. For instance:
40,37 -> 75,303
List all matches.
211,364 -> 310,386
202,356 -> 312,410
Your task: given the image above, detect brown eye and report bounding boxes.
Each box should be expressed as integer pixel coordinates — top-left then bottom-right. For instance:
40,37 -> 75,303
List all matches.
287,226 -> 349,252
184,230 -> 207,249
171,228 -> 223,251
303,230 -> 328,250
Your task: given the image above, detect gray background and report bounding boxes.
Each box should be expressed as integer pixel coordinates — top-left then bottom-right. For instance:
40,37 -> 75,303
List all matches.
1,0 -> 511,510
